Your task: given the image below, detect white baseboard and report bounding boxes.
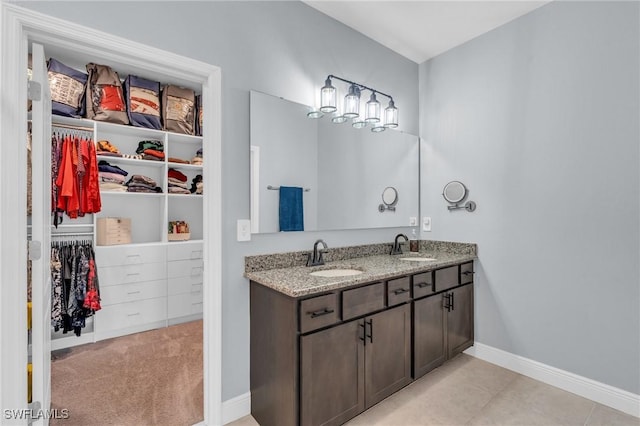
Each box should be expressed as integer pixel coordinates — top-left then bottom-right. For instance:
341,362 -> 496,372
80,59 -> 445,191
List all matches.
222,391 -> 252,425
465,343 -> 640,418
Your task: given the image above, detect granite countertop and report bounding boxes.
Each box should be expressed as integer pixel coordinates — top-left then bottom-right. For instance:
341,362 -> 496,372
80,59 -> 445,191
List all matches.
245,250 -> 476,298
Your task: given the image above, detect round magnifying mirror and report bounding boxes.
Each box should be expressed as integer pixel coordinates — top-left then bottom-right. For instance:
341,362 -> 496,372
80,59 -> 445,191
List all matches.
382,187 -> 398,206
443,181 -> 467,204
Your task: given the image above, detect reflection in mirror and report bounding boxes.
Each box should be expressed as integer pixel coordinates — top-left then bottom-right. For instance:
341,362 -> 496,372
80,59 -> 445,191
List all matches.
249,90 -> 419,233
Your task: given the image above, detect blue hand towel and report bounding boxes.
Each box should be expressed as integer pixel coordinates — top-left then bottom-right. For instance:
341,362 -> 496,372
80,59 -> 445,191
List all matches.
279,186 -> 304,232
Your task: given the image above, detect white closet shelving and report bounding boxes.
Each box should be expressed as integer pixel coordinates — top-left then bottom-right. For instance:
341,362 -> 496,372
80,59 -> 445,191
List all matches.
49,80 -> 205,349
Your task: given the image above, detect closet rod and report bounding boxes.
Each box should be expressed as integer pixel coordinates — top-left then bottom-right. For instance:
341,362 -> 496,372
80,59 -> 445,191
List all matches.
51,232 -> 94,238
52,123 -> 94,132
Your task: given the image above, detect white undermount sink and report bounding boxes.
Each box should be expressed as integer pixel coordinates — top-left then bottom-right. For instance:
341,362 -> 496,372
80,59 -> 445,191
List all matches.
310,269 -> 364,278
399,257 -> 437,262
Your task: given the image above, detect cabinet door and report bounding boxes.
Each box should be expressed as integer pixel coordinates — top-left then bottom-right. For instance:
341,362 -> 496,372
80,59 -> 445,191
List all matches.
300,320 -> 365,426
414,294 -> 446,379
447,284 -> 474,358
364,303 -> 412,408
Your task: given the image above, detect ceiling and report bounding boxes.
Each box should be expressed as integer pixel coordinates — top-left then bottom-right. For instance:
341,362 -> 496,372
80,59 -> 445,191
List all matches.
303,1 -> 551,63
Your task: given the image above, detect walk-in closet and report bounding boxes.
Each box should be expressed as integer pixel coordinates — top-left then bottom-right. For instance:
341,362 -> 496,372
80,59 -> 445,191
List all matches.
1,4 -> 222,424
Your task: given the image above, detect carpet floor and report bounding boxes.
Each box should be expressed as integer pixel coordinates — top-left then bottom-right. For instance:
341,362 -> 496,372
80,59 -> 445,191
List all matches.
50,320 -> 203,426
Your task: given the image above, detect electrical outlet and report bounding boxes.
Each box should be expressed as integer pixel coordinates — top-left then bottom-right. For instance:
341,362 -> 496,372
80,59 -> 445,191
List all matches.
237,219 -> 251,242
409,217 -> 417,226
422,217 -> 432,232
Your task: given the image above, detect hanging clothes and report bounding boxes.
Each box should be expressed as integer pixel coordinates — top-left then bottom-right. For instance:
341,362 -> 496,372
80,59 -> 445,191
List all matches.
51,131 -> 101,223
51,240 -> 101,337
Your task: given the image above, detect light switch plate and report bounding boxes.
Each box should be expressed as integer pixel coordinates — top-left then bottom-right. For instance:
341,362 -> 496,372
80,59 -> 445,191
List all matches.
237,219 -> 251,242
422,217 -> 432,232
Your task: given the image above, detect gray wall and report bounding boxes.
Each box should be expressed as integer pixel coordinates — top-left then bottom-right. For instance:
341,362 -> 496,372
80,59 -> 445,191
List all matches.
419,1 -> 639,394
17,1 -> 419,401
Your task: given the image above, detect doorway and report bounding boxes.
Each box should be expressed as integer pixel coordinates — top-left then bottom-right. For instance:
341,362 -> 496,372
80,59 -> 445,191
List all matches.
0,4 -> 222,424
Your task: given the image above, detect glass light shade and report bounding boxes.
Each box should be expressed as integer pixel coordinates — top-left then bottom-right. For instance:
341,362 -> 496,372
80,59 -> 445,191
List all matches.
306,108 -> 324,119
332,112 -> 347,124
371,124 -> 386,132
352,117 -> 367,129
365,92 -> 381,123
320,77 -> 337,113
343,84 -> 360,118
384,99 -> 398,128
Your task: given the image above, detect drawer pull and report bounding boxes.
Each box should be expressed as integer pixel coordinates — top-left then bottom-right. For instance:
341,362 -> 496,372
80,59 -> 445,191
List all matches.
127,291 -> 141,295
191,250 -> 203,259
462,271 -> 475,275
308,308 -> 335,318
126,272 -> 140,276
416,282 -> 430,288
393,288 -> 409,295
127,312 -> 140,317
192,302 -> 203,306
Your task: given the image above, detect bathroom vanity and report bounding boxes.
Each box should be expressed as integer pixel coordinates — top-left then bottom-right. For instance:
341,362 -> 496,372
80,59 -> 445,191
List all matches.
245,241 -> 476,426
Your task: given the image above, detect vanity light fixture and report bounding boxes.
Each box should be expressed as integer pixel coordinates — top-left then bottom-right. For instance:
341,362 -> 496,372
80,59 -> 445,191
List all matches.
308,74 -> 398,132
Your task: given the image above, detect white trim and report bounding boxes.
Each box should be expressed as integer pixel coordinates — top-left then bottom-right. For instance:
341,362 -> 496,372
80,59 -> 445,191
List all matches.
465,343 -> 640,418
0,4 -> 222,424
222,392 -> 252,425
250,145 -> 260,234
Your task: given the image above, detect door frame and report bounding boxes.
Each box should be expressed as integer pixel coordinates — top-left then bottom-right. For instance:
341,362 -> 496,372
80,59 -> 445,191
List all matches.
0,4 -> 222,424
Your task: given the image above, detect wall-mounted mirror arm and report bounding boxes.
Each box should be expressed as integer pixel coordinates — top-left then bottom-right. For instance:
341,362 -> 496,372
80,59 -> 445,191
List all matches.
447,201 -> 477,212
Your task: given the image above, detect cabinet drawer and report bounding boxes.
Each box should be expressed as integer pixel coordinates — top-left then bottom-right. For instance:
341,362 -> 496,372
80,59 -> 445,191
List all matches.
100,280 -> 167,306
96,297 -> 167,333
96,244 -> 166,267
387,276 -> 411,307
342,282 -> 384,320
167,242 -> 204,261
435,266 -> 459,292
412,271 -> 434,299
460,262 -> 474,285
98,262 -> 167,287
168,292 -> 203,319
168,276 -> 203,296
299,293 -> 339,333
168,259 -> 204,279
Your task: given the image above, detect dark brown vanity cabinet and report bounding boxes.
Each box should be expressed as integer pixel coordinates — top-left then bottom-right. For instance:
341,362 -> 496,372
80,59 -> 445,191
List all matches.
413,261 -> 475,379
300,303 -> 411,426
250,260 -> 474,426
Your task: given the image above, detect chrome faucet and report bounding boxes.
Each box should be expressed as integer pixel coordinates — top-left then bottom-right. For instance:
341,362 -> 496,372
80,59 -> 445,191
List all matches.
307,239 -> 329,267
390,233 -> 409,255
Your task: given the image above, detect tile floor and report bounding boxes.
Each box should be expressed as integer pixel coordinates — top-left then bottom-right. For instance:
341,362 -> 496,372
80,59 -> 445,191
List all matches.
229,354 -> 639,426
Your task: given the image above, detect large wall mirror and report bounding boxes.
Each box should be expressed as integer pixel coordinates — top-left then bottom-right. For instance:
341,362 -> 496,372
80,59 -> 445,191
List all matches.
250,90 -> 419,233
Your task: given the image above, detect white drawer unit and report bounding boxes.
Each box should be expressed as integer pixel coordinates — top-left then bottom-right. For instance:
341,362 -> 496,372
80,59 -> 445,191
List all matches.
168,292 -> 204,318
168,276 -> 203,296
167,241 -> 204,261
100,280 -> 167,307
167,241 -> 204,320
98,262 -> 167,287
168,259 -> 204,279
96,244 -> 167,267
96,297 -> 168,334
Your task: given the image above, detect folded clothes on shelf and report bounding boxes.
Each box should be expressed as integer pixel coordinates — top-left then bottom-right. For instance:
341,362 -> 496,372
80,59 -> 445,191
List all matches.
168,157 -> 190,164
168,168 -> 187,182
135,139 -> 164,154
98,160 -> 128,176
190,174 -> 203,195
